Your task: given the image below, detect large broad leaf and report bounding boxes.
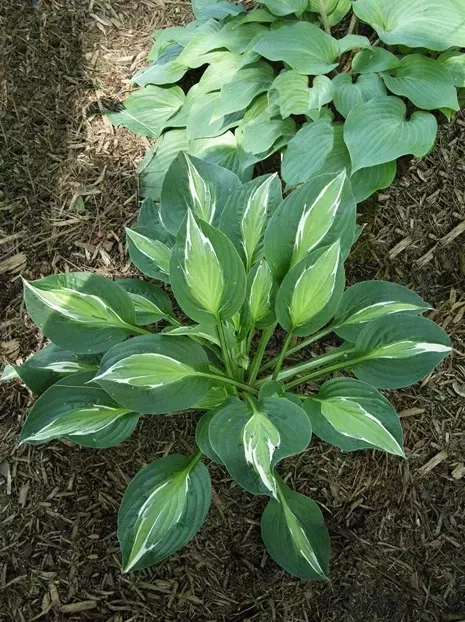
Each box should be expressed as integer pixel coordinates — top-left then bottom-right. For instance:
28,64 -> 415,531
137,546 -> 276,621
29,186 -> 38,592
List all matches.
191,131 -> 258,182
337,34 -> 371,55
352,47 -> 400,74
186,91 -> 243,141
245,259 -> 278,327
214,62 -> 275,118
352,314 -> 451,389
253,21 -> 339,75
261,478 -> 330,579
140,129 -> 189,201
333,280 -> 430,342
116,279 -> 173,326
209,396 -> 311,497
307,76 -> 334,114
192,0 -> 245,19
20,372 -> 139,448
219,174 -> 282,270
269,70 -> 309,117
332,73 -> 386,119
383,55 -> 459,111
160,153 -> 242,236
170,211 -> 246,323
261,0 -> 307,16
265,172 -> 355,281
344,96 -> 437,173
94,335 -> 213,414
437,51 -> 465,88
241,117 -> 296,156
3,343 -> 99,396
305,378 -> 404,455
133,44 -> 187,86
118,454 -> 211,571
282,119 -> 335,187
23,273 -> 137,354
275,241 -> 344,337
126,227 -> 173,283
107,86 -> 185,138
352,0 -> 465,52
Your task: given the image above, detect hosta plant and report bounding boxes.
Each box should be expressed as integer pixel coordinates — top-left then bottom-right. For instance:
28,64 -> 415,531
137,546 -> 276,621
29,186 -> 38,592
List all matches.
5,160 -> 451,578
107,0 -> 465,203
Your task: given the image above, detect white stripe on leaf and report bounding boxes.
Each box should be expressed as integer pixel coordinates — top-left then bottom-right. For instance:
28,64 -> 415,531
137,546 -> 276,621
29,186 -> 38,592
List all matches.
126,229 -> 171,276
249,260 -> 273,323
282,502 -> 326,577
370,340 -> 451,359
242,409 -> 280,497
342,301 -> 426,326
186,156 -> 216,224
241,175 -> 276,270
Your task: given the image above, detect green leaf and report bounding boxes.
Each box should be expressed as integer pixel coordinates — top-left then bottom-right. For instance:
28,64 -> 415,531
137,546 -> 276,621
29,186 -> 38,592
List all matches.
305,378 -> 404,455
162,322 -> 220,347
126,226 -> 174,283
133,44 -> 187,86
140,129 -> 189,201
253,21 -> 339,75
337,34 -> 371,55
116,279 -> 173,326
332,73 -> 386,119
1,365 -> 17,382
23,273 -> 138,354
219,174 -> 282,270
118,454 -> 211,571
261,0 -> 307,16
352,314 -> 451,389
261,478 -> 329,579
352,47 -> 400,74
209,396 -> 311,496
186,91 -> 244,140
265,172 -> 355,281
307,75 -> 334,113
269,70 -> 309,117
4,343 -> 100,396
20,372 -> 138,447
191,131 -> 257,181
241,117 -> 296,156
282,119 -> 335,188
333,280 -> 430,342
197,52 -> 247,94
161,153 -> 242,236
344,96 -> 438,173
276,241 -> 345,336
214,62 -> 275,118
196,409 -> 224,463
193,384 -> 233,410
192,0 -> 245,19
383,55 -> 459,111
247,260 -> 277,327
352,0 -> 465,51
94,335 -> 213,414
107,86 -> 185,138
437,50 -> 465,88
137,197 -> 160,228
170,211 -> 247,323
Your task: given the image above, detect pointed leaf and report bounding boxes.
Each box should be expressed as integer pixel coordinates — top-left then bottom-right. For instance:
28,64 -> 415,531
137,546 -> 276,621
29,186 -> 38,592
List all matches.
352,47 -> 400,74
126,227 -> 173,283
269,70 -> 309,118
332,73 -> 386,118
133,44 -> 187,86
140,129 -> 189,201
214,62 -> 275,118
437,50 -> 465,88
337,34 -> 371,54
116,279 -> 173,326
247,260 -> 277,327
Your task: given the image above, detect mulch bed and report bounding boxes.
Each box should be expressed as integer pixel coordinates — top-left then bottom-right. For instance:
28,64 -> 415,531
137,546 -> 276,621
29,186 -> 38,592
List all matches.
1,1 -> 464,620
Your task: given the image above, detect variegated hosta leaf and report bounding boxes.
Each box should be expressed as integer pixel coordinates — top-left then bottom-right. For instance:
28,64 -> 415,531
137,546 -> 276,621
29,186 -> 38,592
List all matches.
305,378 -> 404,455
170,211 -> 246,323
126,227 -> 173,283
118,454 -> 211,572
160,153 -> 242,235
333,280 -> 430,342
208,396 -> 311,497
1,342 -> 100,396
265,172 -> 355,282
20,372 -> 139,448
261,478 -> 330,579
117,278 -> 173,326
23,273 -> 137,354
276,241 -> 345,336
219,174 -> 282,269
94,335 -> 213,414
248,260 -> 276,326
351,314 -> 451,389
162,322 -> 220,346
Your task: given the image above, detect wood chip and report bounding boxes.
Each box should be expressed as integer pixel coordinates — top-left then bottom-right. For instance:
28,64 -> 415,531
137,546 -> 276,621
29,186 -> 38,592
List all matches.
399,408 -> 426,418
60,601 -> 97,613
452,463 -> 465,480
418,450 -> 448,476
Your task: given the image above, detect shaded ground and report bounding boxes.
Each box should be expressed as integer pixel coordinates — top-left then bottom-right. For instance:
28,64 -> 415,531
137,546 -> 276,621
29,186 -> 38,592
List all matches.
1,1 -> 465,620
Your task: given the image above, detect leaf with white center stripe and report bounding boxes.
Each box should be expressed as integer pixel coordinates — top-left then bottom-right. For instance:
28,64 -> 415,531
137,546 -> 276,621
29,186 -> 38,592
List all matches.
333,280 -> 430,342
94,335 -> 213,414
126,226 -> 174,283
3,342 -> 100,395
352,0 -> 465,52
332,73 -> 386,119
23,273 -> 138,354
351,314 -> 451,389
219,174 -> 282,270
162,322 -> 220,346
170,211 -> 246,323
116,279 -> 173,326
160,153 -> 242,236
118,454 -> 211,572
305,378 -> 404,455
437,51 -> 465,88
344,96 -> 438,173
247,260 -> 277,327
20,372 -> 139,448
383,55 -> 459,111
209,396 -> 311,496
261,478 -> 329,579
352,47 -> 400,74
265,173 -> 355,282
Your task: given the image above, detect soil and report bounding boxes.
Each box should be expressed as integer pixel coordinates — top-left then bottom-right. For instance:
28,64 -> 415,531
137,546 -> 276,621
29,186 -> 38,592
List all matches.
1,2 -> 465,621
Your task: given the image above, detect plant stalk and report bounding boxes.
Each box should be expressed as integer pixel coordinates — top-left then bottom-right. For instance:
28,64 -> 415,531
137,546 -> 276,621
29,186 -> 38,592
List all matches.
272,331 -> 293,381
248,324 -> 276,385
260,326 -> 335,373
216,316 -> 235,379
202,372 -> 259,395
317,0 -> 331,34
284,354 -> 367,391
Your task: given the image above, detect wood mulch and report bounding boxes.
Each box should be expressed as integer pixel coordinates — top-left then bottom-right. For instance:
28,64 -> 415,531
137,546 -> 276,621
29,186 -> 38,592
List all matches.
0,1 -> 464,620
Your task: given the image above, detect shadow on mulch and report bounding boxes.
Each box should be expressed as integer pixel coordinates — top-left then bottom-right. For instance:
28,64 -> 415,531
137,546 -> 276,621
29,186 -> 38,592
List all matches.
1,2 -> 465,621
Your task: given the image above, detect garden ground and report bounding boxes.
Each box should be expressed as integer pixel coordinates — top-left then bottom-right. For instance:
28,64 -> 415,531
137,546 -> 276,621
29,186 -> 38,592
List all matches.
0,1 -> 464,620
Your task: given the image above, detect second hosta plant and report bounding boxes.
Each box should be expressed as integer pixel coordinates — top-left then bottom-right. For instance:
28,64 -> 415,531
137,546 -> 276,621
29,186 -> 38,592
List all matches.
9,157 -> 451,578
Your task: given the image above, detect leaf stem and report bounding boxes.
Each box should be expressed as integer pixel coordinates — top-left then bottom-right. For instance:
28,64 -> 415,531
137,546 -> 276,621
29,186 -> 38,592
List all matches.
272,331 -> 293,381
216,316 -> 235,378
202,372 -> 259,395
260,326 -> 334,373
248,324 -> 276,385
129,325 -> 152,336
347,13 -> 357,36
283,354 -> 367,391
187,449 -> 204,471
317,0 -> 331,34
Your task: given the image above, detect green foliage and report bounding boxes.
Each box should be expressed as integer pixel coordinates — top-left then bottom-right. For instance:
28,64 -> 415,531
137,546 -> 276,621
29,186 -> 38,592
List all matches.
107,0 -> 465,202
5,165 -> 451,579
